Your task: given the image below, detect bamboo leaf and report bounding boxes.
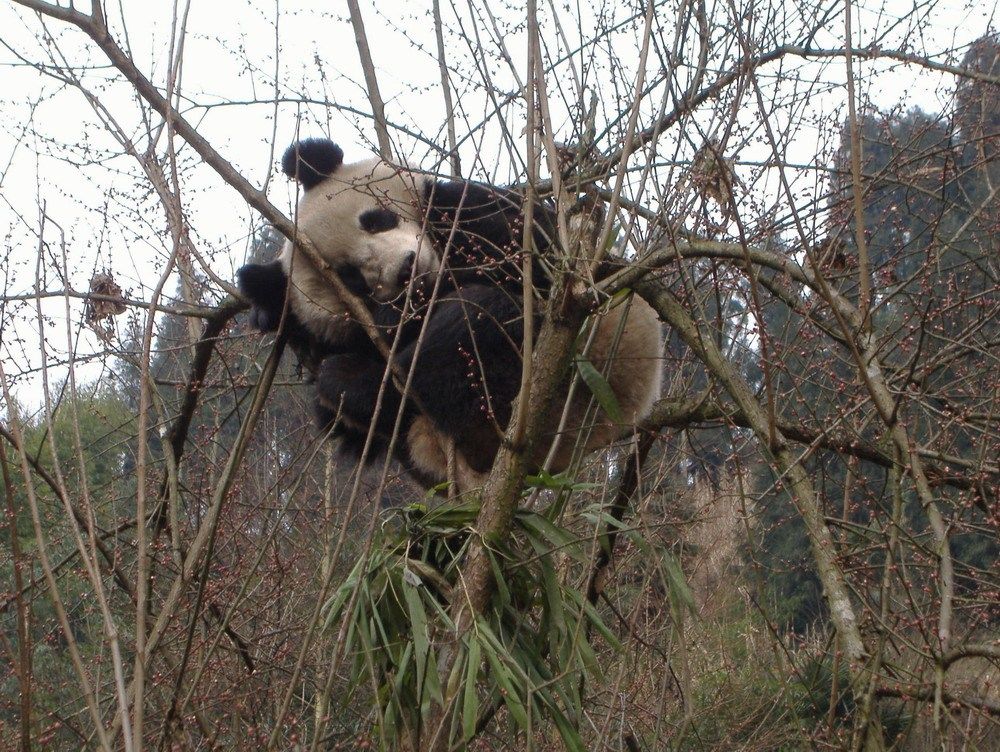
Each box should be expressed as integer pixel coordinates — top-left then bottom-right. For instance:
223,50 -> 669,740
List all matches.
321,563 -> 363,632
602,223 -> 621,254
576,357 -> 624,423
518,511 -> 581,558
575,627 -> 601,676
402,568 -> 430,705
550,705 -> 586,752
524,469 -> 599,491
609,286 -> 631,306
424,643 -> 443,710
487,550 -> 511,611
661,550 -> 697,616
567,589 -> 623,652
462,638 -> 481,741
527,536 -> 566,650
481,638 -> 528,729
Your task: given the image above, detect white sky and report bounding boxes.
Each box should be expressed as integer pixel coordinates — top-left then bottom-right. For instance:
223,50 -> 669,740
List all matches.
0,0 -> 995,408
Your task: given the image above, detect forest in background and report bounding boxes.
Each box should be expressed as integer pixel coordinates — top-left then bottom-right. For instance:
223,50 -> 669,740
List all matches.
0,1 -> 997,749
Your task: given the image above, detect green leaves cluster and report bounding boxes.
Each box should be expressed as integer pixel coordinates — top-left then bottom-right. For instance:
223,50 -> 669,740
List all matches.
321,499 -> 622,749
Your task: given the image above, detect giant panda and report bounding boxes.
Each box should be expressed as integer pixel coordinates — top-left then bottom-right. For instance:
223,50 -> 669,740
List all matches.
237,138 -> 662,491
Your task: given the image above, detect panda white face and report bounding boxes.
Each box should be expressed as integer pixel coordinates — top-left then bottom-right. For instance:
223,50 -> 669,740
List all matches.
279,157 -> 440,341
349,206 -> 433,302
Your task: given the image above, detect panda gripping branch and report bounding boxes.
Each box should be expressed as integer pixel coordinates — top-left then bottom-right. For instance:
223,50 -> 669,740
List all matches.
237,138 -> 663,491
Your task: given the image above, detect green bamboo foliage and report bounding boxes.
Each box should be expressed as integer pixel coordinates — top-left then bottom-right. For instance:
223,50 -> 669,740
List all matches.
321,499 -> 631,749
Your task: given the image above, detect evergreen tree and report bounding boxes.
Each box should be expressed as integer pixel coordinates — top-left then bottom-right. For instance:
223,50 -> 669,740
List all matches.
752,39 -> 1000,629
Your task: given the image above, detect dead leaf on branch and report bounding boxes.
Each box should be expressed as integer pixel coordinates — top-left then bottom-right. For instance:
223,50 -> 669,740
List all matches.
85,271 -> 127,342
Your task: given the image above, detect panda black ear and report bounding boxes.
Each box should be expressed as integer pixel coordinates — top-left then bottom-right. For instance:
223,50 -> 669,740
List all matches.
281,139 -> 344,190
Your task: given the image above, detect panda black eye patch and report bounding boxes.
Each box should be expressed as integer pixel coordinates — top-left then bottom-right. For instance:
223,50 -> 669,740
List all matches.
358,207 -> 400,233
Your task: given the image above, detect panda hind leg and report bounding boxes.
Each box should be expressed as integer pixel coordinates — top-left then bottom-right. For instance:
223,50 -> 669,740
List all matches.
400,285 -> 526,474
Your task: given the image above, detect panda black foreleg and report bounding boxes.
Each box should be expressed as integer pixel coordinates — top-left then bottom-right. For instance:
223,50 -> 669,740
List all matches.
398,285 -> 528,473
315,382 -> 446,489
316,285 -> 531,476
315,397 -> 392,461
236,260 -> 292,332
315,351 -> 408,439
237,260 -> 339,371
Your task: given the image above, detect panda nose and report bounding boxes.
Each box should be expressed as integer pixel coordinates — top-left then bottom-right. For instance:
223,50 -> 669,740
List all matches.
397,251 -> 416,288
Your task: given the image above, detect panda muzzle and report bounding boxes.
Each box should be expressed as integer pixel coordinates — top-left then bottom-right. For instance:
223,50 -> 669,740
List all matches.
396,251 -> 417,290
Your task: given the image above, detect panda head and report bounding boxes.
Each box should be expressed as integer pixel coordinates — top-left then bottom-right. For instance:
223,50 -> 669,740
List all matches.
275,138 -> 440,342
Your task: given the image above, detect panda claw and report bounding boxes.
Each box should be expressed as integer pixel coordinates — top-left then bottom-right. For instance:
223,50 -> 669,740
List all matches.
250,305 -> 287,333
248,307 -> 271,332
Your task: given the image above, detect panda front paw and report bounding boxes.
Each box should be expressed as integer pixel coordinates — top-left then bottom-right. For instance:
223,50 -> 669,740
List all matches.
237,260 -> 288,333
247,303 -> 282,332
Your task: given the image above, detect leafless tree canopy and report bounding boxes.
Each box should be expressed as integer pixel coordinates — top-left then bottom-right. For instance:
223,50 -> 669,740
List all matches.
0,0 -> 997,750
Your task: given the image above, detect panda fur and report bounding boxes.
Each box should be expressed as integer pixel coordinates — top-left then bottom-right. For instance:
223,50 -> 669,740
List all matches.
237,138 -> 663,491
